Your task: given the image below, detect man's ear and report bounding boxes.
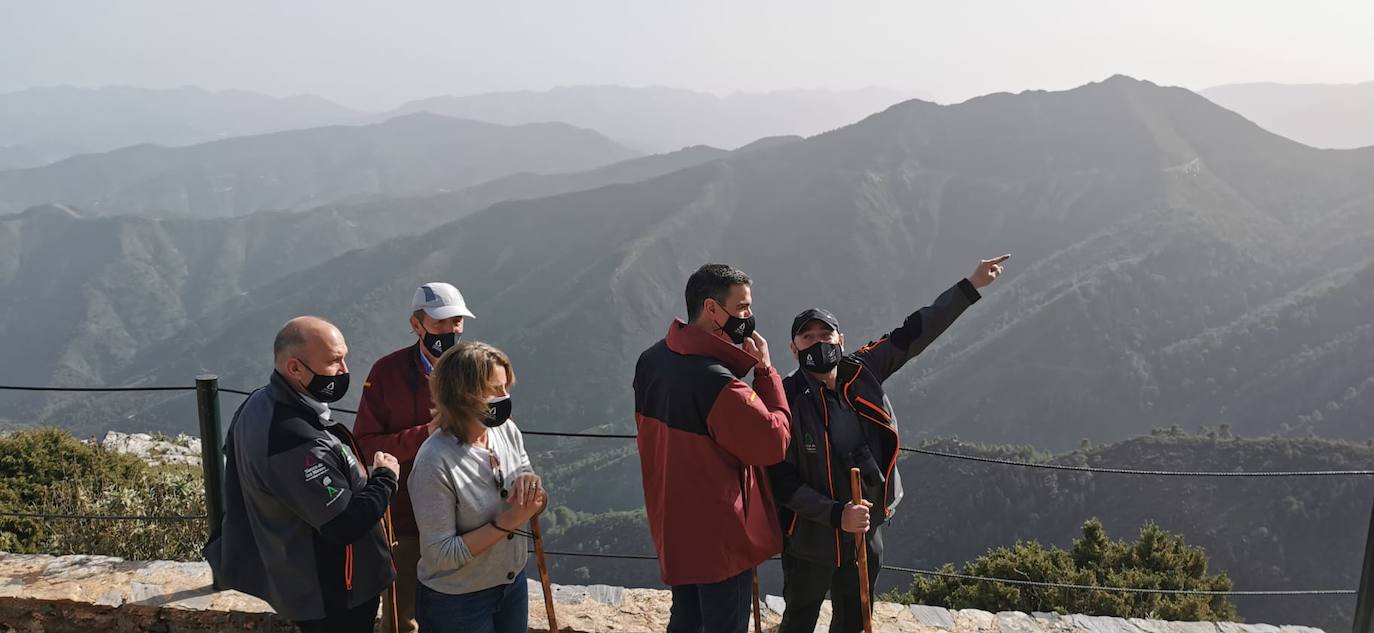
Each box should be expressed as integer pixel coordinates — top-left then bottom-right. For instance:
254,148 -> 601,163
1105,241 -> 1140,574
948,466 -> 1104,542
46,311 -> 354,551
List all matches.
790,341 -> 799,358
409,315 -> 424,337
838,333 -> 846,348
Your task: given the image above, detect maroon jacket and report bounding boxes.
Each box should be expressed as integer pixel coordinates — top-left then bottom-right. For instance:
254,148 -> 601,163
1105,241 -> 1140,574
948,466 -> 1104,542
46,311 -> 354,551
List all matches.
633,320 -> 792,585
354,342 -> 433,537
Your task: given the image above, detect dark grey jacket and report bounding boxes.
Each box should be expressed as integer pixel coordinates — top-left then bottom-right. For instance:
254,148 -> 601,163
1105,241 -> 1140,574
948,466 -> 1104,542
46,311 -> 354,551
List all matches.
203,372 -> 397,621
768,279 -> 980,567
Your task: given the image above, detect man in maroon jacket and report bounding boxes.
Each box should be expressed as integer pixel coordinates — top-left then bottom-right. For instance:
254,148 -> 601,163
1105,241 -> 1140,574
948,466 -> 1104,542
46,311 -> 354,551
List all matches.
355,282 -> 474,633
633,263 -> 792,633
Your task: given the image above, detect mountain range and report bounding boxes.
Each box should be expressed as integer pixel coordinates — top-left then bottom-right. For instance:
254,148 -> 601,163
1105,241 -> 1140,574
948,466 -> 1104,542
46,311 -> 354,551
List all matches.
0,85 -> 363,167
392,85 -> 918,152
7,76 -> 1373,451
0,113 -> 639,217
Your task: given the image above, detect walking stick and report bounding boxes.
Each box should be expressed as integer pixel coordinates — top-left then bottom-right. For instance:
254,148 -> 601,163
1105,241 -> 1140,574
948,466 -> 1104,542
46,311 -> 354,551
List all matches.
384,508 -> 400,633
531,510 -> 559,633
752,568 -> 762,633
849,468 -> 873,633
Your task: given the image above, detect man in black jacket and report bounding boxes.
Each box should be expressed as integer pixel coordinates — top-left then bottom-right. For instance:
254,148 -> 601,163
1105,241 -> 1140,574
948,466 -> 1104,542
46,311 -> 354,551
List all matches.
204,316 -> 399,633
768,255 -> 1008,633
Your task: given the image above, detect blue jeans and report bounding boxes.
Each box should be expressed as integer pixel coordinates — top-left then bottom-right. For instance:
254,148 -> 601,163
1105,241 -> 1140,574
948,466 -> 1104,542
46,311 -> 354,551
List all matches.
667,569 -> 753,633
415,571 -> 528,633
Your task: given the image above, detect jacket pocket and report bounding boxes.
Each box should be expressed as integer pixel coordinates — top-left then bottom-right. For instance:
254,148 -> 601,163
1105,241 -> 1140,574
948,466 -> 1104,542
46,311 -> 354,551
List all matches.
784,519 -> 839,566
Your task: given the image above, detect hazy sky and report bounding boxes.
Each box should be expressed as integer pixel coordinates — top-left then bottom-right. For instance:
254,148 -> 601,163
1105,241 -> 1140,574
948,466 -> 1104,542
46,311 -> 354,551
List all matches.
2,1 -> 1371,110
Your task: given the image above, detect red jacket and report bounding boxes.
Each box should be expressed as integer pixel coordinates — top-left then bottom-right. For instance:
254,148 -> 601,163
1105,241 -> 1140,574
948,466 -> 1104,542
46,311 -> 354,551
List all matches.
633,320 -> 792,585
354,343 -> 433,536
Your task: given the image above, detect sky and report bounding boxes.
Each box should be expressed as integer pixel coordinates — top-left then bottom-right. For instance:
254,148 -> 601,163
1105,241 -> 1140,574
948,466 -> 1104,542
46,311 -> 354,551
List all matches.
2,0 -> 1371,111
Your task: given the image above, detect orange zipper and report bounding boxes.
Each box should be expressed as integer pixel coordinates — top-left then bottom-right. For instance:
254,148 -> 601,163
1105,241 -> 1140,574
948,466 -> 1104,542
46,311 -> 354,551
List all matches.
345,544 -> 354,591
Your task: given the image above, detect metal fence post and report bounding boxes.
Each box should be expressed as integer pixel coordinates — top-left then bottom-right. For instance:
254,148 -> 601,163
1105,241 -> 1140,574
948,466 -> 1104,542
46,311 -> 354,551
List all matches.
195,375 -> 226,539
1356,496 -> 1374,633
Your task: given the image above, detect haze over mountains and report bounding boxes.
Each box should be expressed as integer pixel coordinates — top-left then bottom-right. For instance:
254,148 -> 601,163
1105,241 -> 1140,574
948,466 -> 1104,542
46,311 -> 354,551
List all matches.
1203,81 -> 1374,149
0,113 -> 639,217
0,86 -> 363,168
391,85 -> 919,152
0,85 -> 914,171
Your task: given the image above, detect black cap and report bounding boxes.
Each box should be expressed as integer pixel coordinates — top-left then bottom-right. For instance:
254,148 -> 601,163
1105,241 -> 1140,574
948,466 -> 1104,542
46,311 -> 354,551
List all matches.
791,308 -> 840,339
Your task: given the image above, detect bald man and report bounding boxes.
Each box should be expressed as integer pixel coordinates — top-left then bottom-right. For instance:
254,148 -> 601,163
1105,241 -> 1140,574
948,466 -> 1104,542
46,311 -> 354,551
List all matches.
204,316 -> 401,633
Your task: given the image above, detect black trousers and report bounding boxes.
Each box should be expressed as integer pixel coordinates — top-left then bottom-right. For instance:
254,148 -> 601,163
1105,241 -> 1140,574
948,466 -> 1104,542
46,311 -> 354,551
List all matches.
667,568 -> 754,633
294,593 -> 382,633
779,529 -> 883,633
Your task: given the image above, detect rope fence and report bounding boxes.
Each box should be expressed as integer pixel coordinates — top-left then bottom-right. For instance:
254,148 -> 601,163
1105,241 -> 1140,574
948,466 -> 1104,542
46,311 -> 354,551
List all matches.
3,380 -> 1373,601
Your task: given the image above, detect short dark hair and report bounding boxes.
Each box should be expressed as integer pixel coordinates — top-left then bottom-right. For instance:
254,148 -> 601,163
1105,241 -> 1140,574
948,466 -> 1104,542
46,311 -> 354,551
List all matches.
685,264 -> 751,322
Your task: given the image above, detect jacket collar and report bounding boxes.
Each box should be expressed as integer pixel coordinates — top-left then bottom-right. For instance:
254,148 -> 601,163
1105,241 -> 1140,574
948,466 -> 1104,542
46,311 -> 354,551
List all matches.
412,340 -> 433,376
664,319 -> 759,378
267,371 -> 330,427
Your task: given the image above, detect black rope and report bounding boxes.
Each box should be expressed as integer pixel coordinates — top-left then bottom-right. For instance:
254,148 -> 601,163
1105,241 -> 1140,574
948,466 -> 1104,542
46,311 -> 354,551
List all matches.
902,446 -> 1374,477
0,384 -> 195,392
880,563 -> 1357,596
523,430 -> 638,439
219,387 -> 358,414
0,511 -> 206,521
535,549 -> 659,561
524,550 -> 1354,596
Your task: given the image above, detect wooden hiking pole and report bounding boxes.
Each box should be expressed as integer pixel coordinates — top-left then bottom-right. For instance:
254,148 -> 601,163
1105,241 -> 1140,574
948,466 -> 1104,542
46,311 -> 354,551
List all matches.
383,508 -> 400,633
531,511 -> 559,633
849,468 -> 873,633
752,568 -> 762,633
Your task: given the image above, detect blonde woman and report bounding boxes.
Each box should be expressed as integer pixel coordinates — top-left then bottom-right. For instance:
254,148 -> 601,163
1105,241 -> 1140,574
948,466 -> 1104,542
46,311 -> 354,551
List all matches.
409,341 -> 545,633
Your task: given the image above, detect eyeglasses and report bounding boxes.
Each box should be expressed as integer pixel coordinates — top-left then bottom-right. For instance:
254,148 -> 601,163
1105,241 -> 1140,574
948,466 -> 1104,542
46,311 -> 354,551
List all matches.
488,449 -> 507,498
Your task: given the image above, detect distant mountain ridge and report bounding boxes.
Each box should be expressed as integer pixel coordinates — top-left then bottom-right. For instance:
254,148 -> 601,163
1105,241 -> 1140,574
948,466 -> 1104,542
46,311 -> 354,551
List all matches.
0,85 -> 364,167
0,113 -> 640,217
392,85 -> 918,152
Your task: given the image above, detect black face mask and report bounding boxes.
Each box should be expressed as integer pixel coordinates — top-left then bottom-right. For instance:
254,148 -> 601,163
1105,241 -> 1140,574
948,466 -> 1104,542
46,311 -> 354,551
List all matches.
712,301 -> 756,345
295,359 -> 350,403
421,329 -> 459,358
482,395 -> 512,428
798,341 -> 843,374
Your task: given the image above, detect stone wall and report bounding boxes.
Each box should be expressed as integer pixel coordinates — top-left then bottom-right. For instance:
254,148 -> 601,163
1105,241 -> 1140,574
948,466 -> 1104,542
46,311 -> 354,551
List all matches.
0,552 -> 1327,633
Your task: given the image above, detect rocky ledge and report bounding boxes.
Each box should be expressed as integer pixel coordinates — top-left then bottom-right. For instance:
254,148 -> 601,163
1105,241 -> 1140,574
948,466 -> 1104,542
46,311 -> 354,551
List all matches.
0,552 -> 1325,633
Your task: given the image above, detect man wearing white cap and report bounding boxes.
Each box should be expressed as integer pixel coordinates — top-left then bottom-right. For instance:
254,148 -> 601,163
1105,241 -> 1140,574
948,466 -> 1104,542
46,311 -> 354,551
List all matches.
356,282 -> 476,633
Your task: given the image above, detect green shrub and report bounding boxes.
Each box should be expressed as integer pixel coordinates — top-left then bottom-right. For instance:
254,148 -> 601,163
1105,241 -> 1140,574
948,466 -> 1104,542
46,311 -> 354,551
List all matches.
0,428 -> 206,560
884,518 -> 1237,620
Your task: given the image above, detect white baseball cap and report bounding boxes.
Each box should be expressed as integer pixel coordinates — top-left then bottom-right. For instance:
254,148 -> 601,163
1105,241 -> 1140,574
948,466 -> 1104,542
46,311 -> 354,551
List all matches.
411,282 -> 475,320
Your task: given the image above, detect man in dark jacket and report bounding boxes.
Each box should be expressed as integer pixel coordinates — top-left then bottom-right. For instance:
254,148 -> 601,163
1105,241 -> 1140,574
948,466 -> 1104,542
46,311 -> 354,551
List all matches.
768,255 -> 1009,633
204,316 -> 399,633
634,263 -> 792,633
355,281 -> 474,633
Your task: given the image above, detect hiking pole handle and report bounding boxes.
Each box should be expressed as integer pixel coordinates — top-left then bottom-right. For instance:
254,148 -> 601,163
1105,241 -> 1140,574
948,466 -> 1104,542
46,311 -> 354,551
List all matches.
850,468 -> 874,633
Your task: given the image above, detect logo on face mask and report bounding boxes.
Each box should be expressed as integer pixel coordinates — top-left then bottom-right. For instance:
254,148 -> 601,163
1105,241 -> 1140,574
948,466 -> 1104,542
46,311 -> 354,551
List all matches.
295,358 -> 350,403
798,341 -> 843,373
422,331 -> 459,357
482,395 -> 513,428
